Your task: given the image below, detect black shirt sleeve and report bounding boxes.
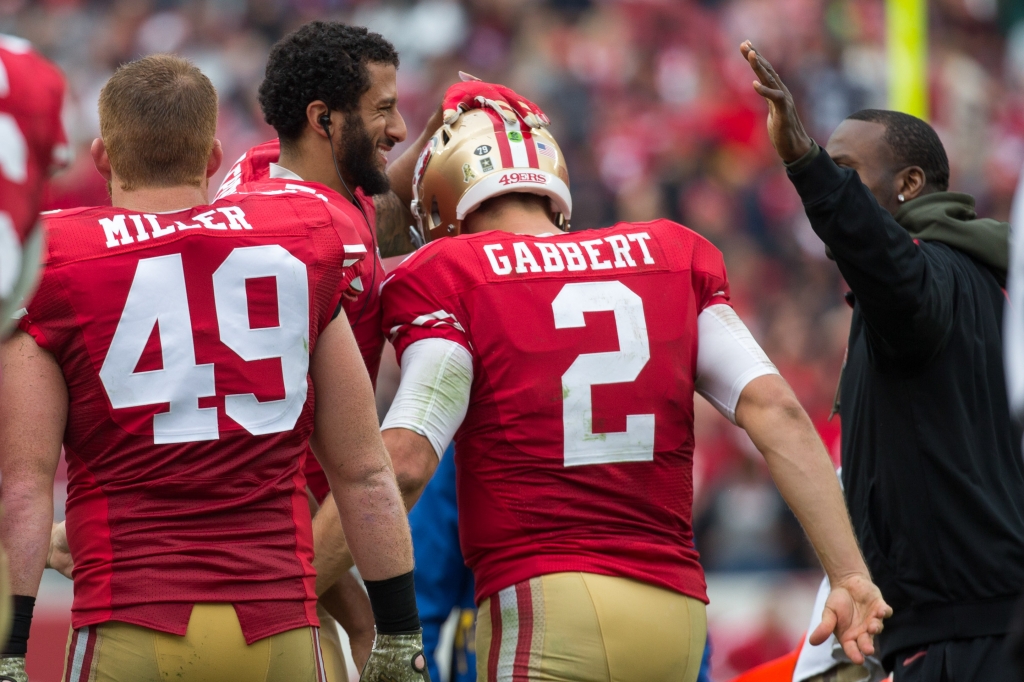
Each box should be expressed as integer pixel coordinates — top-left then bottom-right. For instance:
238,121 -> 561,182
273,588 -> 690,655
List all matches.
787,147 -> 955,363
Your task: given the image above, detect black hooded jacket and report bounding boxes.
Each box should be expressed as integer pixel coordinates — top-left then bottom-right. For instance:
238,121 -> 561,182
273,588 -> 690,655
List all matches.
788,146 -> 1024,667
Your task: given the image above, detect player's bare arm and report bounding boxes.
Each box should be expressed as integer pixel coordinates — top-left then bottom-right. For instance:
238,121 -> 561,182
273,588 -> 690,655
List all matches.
311,429 -> 438,593
383,428 -> 439,509
0,331 -> 67,598
309,316 -> 412,580
374,190 -> 419,257
735,374 -> 892,664
0,330 -> 67,680
309,314 -> 428,679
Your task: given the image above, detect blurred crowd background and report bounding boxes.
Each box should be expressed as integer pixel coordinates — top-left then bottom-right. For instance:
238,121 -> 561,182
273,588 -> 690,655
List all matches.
4,0 -> 1023,678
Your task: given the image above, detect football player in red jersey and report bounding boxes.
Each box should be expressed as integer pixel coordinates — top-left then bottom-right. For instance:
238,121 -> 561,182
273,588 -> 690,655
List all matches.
314,102 -> 893,681
0,33 -> 69,659
0,55 -> 425,682
0,33 -> 69,338
214,21 -> 552,676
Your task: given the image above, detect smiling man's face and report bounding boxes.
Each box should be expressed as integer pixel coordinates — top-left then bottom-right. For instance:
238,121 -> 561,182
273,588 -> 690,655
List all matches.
339,61 -> 407,196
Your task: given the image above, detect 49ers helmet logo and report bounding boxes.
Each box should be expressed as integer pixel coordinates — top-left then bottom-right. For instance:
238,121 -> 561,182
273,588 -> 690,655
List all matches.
498,172 -> 548,186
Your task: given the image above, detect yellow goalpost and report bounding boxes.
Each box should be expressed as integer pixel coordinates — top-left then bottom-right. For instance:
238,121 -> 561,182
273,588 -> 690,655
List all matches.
886,0 -> 929,120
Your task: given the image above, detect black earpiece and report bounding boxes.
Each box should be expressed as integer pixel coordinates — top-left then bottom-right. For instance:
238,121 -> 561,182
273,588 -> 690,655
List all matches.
319,113 -> 331,131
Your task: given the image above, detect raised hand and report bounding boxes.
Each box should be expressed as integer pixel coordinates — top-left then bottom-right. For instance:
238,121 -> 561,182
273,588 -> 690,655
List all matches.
442,75 -> 550,130
740,40 -> 814,163
810,572 -> 893,665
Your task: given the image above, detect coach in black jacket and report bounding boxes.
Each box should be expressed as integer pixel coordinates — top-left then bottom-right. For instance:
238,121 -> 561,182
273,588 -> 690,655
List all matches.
742,42 -> 1024,680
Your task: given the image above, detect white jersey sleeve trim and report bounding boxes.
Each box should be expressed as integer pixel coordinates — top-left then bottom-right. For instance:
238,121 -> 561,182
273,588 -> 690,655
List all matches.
380,338 -> 473,459
695,304 -> 779,424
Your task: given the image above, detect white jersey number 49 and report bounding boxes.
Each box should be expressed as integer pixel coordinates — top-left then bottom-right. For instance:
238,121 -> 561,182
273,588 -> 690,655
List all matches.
99,246 -> 309,443
552,280 -> 655,466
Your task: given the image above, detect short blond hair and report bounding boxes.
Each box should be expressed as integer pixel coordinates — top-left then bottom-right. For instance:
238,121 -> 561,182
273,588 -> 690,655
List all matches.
98,54 -> 217,191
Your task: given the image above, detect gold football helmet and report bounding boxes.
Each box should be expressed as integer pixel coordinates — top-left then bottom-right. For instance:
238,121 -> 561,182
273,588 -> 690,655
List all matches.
410,109 -> 571,242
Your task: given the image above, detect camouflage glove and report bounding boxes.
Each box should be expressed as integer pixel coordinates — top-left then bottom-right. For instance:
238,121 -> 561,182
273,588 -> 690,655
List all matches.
0,656 -> 27,682
359,630 -> 430,682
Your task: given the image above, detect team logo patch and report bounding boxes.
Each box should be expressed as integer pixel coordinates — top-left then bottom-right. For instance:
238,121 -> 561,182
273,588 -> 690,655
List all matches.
462,163 -> 476,183
480,157 -> 494,173
474,145 -> 492,156
507,131 -> 523,142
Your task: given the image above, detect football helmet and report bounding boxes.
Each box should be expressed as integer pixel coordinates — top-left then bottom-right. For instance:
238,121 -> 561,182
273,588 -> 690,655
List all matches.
410,108 -> 571,242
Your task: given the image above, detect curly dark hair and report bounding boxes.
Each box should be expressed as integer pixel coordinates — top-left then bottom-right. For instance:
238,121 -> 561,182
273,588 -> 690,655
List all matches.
258,21 -> 399,142
846,109 -> 950,191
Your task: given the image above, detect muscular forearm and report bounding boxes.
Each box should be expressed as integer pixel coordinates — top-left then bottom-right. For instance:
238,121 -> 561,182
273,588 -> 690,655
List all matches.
374,192 -> 417,258
0,331 -> 67,597
1,486 -> 53,596
325,458 -> 412,582
737,376 -> 868,582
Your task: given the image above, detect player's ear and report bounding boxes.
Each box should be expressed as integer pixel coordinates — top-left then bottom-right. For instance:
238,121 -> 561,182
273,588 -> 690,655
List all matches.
91,138 -> 112,182
306,100 -> 331,139
206,139 -> 223,178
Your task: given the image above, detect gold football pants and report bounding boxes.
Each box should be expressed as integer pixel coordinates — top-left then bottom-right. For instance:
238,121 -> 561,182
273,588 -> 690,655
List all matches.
476,572 -> 707,682
60,603 -> 327,682
316,602 -> 349,682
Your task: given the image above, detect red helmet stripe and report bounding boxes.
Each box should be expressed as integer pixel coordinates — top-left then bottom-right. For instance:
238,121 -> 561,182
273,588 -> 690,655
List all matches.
522,128 -> 540,169
485,109 -> 514,168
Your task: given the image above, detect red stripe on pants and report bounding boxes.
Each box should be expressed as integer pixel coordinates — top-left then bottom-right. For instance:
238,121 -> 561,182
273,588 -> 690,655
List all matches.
63,629 -> 80,682
487,593 -> 502,681
77,629 -> 97,682
513,582 -> 534,681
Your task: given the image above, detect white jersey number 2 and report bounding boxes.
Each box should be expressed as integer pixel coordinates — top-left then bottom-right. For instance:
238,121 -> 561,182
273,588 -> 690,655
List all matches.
552,280 -> 655,467
99,246 -> 310,444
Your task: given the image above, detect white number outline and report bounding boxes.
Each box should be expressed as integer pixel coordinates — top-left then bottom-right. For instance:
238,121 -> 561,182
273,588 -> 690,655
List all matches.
552,280 -> 655,467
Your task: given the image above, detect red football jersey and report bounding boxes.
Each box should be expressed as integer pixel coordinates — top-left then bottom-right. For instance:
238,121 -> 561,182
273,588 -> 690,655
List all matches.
381,220 -> 730,604
216,140 -> 384,381
217,141 -> 387,502
0,35 -> 68,286
19,192 -> 366,642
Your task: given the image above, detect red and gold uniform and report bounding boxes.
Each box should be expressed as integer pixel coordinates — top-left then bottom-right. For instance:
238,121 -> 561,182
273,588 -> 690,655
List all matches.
19,191 -> 366,680
381,220 -> 733,681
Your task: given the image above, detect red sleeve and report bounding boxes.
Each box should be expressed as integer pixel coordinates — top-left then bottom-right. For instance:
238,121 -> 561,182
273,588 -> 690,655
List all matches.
690,234 -> 731,312
321,201 -> 368,331
17,262 -> 61,354
17,313 -> 51,353
380,250 -> 470,364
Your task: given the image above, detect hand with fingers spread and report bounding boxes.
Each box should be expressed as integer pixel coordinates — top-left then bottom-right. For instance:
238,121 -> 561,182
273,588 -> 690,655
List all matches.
810,572 -> 893,665
740,40 -> 815,163
441,74 -> 550,129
